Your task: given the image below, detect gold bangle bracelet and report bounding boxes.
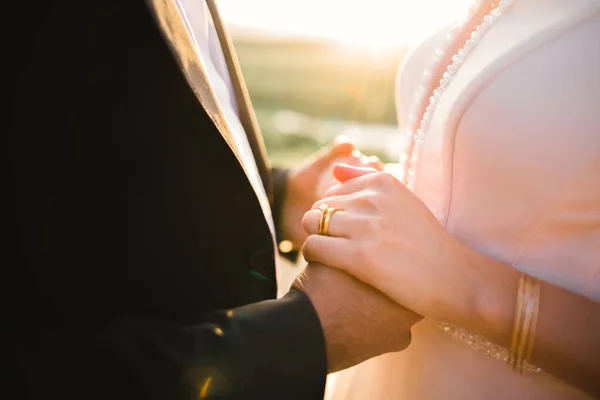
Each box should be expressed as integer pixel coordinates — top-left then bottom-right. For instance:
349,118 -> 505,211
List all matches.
508,273 -> 525,368
525,276 -> 541,363
516,275 -> 534,372
508,273 -> 541,373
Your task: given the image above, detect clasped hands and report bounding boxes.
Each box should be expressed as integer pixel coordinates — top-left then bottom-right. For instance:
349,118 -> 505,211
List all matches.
284,138 -> 469,372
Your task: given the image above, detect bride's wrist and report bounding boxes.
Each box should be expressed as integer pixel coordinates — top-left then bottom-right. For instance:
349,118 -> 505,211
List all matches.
427,238 -> 481,323
442,241 -> 518,346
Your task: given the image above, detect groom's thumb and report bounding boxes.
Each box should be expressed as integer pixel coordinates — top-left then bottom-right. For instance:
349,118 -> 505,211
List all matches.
333,164 -> 378,183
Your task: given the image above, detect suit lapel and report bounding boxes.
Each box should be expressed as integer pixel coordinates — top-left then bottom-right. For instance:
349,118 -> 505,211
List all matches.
206,0 -> 273,200
145,0 -> 254,180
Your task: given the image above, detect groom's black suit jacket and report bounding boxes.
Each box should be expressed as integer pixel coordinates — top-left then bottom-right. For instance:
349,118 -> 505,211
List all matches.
3,0 -> 326,398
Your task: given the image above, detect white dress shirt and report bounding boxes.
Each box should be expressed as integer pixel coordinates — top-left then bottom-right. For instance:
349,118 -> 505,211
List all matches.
175,0 -> 275,235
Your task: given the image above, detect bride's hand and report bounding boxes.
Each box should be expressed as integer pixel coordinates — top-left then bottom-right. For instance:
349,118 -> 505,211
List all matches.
316,150 -> 383,198
302,164 -> 469,319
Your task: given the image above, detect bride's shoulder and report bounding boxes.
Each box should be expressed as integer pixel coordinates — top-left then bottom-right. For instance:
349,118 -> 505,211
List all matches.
395,26 -> 452,126
489,9 -> 600,119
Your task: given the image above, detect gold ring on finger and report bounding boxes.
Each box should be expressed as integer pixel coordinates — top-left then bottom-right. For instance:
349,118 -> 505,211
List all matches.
318,204 -> 338,236
318,204 -> 329,235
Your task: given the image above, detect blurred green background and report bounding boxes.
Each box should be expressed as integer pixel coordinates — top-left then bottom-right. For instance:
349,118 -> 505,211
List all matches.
233,35 -> 410,167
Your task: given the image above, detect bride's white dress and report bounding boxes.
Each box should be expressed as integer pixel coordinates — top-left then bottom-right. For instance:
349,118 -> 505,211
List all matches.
325,0 -> 600,399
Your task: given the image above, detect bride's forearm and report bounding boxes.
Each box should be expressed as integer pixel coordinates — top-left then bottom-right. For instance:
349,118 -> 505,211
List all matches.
442,243 -> 518,349
442,242 -> 600,396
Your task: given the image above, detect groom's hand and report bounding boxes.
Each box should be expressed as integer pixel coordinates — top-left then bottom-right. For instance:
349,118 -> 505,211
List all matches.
282,138 -> 382,248
292,263 -> 423,373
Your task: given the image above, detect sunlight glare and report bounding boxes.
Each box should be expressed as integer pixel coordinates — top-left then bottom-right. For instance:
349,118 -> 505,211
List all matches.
219,0 -> 474,49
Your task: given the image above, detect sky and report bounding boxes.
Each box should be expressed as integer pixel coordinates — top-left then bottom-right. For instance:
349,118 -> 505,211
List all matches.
218,0 -> 474,49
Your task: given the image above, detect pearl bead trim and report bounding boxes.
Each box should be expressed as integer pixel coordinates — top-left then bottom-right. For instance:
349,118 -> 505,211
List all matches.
401,0 -> 515,191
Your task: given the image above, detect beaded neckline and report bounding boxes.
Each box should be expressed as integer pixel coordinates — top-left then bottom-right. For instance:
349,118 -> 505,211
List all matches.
400,0 -> 515,191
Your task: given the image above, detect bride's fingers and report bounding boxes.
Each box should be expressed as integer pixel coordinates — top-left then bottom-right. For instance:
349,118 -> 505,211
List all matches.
302,209 -> 354,237
325,171 -> 400,198
333,164 -> 377,183
302,235 -> 358,275
312,194 -> 352,214
313,191 -> 383,215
